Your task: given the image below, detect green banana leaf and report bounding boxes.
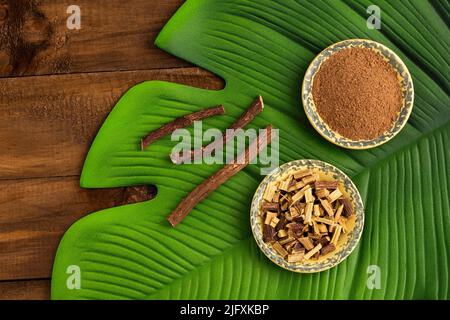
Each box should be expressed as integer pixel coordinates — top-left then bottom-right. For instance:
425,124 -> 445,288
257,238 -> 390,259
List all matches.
51,0 -> 450,299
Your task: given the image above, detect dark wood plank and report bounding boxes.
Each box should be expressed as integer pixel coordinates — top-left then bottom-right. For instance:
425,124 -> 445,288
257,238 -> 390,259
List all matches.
0,0 -> 188,77
0,176 -> 158,281
0,67 -> 223,180
0,279 -> 50,300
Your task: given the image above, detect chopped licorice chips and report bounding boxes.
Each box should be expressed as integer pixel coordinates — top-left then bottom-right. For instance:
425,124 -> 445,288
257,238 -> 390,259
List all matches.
260,169 -> 354,262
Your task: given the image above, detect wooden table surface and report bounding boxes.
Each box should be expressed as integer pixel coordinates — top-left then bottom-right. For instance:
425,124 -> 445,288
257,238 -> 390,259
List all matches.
0,0 -> 223,300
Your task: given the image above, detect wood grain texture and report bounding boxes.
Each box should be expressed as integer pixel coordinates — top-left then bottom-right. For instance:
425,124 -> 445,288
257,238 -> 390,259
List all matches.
0,0 -> 188,77
0,67 -> 223,180
0,279 -> 50,300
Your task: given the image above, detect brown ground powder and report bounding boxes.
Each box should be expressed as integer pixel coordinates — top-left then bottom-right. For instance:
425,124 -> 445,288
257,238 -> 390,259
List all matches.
312,47 -> 403,140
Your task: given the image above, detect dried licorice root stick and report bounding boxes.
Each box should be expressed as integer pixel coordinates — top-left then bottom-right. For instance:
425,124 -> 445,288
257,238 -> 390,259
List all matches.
167,124 -> 275,227
140,105 -> 225,150
170,96 -> 264,164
